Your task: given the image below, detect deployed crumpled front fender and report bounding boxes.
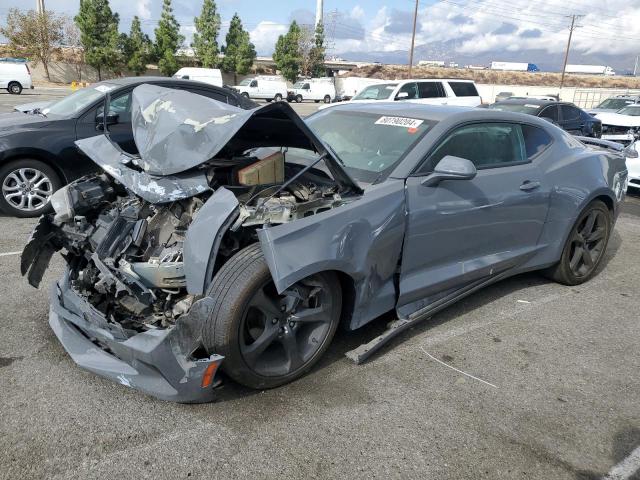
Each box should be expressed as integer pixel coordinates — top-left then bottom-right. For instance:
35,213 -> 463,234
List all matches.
257,180 -> 407,330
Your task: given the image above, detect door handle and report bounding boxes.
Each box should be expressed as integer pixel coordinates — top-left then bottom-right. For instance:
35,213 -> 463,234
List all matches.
520,180 -> 540,191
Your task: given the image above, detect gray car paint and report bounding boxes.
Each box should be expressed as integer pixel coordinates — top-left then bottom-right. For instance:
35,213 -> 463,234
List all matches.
75,134 -> 211,204
27,98 -> 627,402
183,187 -> 239,295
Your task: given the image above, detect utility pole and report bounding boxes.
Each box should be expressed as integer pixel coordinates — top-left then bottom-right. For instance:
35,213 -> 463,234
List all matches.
560,14 -> 583,89
408,0 -> 419,77
36,0 -> 45,14
634,55 -> 639,76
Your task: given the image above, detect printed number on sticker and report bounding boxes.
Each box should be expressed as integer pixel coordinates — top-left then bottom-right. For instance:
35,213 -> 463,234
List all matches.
375,116 -> 424,129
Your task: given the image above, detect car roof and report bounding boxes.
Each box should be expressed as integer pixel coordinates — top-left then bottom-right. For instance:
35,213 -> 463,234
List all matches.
495,98 -> 570,107
321,101 -> 471,121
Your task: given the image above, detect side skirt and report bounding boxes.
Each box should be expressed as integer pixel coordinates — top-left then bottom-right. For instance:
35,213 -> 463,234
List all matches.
345,269 -> 514,364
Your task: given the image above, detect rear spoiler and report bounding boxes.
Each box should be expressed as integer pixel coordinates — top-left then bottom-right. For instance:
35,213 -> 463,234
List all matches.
576,136 -> 638,158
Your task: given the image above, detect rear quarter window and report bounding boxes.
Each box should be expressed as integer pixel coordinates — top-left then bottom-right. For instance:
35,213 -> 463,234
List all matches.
448,82 -> 479,97
522,124 -> 553,158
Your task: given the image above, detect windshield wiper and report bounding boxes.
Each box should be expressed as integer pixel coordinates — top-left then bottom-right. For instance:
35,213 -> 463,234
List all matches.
32,108 -> 47,117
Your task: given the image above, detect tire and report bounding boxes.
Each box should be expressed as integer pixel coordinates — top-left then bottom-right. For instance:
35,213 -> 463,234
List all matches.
265,98 -> 272,102
295,94 -> 302,103
323,95 -> 331,104
0,159 -> 62,218
204,243 -> 342,389
545,200 -> 611,285
274,93 -> 283,102
8,82 -> 22,94
314,100 -> 320,103
241,92 -> 249,99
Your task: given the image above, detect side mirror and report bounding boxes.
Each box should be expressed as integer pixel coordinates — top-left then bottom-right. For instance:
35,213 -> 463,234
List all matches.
421,155 -> 477,187
96,112 -> 119,130
624,143 -> 639,159
395,91 -> 409,100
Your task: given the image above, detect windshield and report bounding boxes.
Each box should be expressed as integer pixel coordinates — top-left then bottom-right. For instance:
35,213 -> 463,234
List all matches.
352,83 -> 397,101
596,98 -> 635,110
307,110 -> 434,183
43,85 -> 112,116
617,106 -> 640,116
293,81 -> 306,89
488,103 -> 542,115
238,78 -> 253,86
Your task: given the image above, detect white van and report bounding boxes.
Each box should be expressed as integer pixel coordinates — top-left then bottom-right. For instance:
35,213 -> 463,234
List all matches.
0,61 -> 33,94
287,78 -> 336,103
342,79 -> 482,107
232,76 -> 288,102
173,67 -> 223,87
335,77 -> 386,101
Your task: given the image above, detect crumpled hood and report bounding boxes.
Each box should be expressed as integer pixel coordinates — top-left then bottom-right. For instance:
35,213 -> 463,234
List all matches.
13,100 -> 52,114
130,84 -> 359,192
593,112 -> 640,127
0,111 -> 51,131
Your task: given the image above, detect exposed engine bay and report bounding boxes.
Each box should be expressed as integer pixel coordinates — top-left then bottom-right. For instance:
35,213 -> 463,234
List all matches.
28,150 -> 345,335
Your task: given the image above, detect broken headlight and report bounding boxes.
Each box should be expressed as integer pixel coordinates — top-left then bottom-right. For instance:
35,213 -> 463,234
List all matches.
50,185 -> 74,223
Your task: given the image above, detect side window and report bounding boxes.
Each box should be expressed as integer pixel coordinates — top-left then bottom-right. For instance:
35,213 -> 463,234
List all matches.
522,124 -> 553,158
417,82 -> 444,98
560,105 -> 580,121
448,82 -> 479,97
304,83 -> 311,89
419,122 -> 527,173
96,90 -> 132,120
539,105 -> 558,122
250,80 -> 258,88
396,82 -> 418,100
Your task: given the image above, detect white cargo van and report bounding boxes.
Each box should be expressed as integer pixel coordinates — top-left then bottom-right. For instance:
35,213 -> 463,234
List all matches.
0,61 -> 33,94
232,76 -> 288,102
335,77 -> 386,101
173,67 -> 223,87
287,78 -> 336,103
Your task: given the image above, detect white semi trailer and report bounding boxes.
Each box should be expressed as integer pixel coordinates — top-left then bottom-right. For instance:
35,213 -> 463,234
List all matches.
565,64 -> 616,75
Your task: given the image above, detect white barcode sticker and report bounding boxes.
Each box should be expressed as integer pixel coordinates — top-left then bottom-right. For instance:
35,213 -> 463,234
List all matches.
375,116 -> 424,128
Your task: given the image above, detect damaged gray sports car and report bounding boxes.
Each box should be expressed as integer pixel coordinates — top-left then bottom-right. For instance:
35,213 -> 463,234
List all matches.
22,84 -> 629,402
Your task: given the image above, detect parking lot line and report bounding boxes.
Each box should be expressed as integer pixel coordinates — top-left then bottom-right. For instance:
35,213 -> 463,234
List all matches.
0,251 -> 21,257
602,446 -> 640,480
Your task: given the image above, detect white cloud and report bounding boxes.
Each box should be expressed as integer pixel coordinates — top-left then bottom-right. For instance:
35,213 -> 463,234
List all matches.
350,5 -> 365,20
250,21 -> 288,56
136,0 -> 151,20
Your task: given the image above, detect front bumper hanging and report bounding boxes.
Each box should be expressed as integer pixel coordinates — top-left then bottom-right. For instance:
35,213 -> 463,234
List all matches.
49,270 -> 224,403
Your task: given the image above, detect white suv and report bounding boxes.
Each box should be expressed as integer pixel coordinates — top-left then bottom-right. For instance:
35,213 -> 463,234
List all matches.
326,79 -> 482,108
0,61 -> 33,94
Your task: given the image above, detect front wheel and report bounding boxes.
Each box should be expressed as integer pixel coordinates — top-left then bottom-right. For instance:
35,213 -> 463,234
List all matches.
204,244 -> 341,389
0,159 -> 61,217
323,95 -> 331,103
545,200 -> 611,285
241,92 -> 249,99
295,94 -> 302,103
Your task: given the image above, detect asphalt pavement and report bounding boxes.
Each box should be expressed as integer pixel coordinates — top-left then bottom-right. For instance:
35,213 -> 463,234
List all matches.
1,87 -> 640,480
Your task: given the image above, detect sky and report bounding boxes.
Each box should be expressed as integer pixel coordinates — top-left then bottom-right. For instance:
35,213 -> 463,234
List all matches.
2,0 -> 640,67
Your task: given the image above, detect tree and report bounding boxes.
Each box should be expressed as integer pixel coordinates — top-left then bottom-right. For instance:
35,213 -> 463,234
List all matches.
154,0 -> 184,76
75,0 -> 121,81
221,13 -> 256,83
192,0 -> 221,68
0,8 -> 64,82
125,16 -> 151,75
309,22 -> 326,78
62,16 -> 84,81
273,21 -> 302,83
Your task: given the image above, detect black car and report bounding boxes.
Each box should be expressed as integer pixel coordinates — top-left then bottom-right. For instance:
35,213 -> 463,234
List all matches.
0,77 -> 255,217
488,99 -> 602,139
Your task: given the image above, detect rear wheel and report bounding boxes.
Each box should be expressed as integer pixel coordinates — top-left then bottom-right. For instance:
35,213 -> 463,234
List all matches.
274,93 -> 283,102
204,244 -> 341,389
545,200 -> 611,285
0,159 -> 61,217
8,82 -> 22,95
